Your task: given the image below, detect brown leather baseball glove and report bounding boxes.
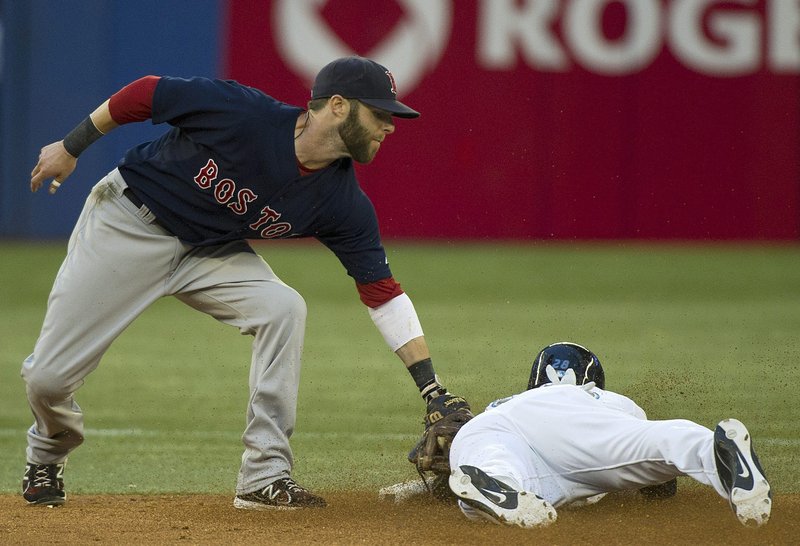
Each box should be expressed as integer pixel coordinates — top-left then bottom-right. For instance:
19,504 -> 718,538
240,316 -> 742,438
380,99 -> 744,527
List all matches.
408,394 -> 473,476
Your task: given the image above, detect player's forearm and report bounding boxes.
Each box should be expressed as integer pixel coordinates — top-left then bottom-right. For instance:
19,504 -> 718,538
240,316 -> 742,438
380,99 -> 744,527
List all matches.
368,292 -> 424,352
61,100 -> 119,158
368,294 -> 457,403
89,100 -> 119,135
61,102 -> 110,158
395,336 -> 430,367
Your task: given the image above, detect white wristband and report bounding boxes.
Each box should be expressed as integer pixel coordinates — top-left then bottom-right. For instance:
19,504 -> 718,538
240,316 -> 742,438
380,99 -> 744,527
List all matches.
368,293 -> 424,352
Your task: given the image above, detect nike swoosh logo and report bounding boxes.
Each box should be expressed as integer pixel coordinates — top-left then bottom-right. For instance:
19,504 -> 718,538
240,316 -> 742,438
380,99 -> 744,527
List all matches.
480,489 -> 507,505
476,486 -> 519,509
736,453 -> 750,479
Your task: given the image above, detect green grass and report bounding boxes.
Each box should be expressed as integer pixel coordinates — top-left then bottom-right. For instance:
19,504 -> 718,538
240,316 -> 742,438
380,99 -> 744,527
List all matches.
1,241 -> 798,494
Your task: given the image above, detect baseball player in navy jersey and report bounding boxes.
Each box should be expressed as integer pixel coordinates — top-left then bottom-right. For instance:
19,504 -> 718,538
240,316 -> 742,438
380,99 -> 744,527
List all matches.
23,56 -> 471,509
444,342 -> 772,529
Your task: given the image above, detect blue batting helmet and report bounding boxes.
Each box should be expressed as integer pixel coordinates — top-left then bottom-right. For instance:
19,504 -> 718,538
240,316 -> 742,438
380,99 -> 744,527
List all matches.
528,341 -> 606,390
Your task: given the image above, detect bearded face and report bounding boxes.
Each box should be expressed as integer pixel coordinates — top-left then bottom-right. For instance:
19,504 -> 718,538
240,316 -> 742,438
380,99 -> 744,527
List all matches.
337,101 -> 379,164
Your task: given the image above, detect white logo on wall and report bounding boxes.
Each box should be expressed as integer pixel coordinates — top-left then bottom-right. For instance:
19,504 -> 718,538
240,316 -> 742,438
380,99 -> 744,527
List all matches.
479,0 -> 800,75
273,0 -> 452,95
272,1 -> 798,79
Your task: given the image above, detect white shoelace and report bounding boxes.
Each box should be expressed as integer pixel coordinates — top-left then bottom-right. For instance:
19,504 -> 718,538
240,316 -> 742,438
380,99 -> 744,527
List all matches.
31,466 -> 61,487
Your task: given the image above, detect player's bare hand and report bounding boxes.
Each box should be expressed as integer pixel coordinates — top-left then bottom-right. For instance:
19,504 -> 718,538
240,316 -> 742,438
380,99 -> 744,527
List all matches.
30,141 -> 77,194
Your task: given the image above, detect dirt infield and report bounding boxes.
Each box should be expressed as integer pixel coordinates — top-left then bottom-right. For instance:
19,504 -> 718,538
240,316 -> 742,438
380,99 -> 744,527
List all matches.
1,489 -> 797,545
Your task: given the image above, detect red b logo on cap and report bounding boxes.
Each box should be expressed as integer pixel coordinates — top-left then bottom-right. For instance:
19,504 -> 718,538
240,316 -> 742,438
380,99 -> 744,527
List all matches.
385,70 -> 398,96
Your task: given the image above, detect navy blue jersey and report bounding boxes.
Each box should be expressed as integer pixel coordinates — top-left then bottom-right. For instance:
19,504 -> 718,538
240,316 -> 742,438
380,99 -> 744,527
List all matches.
117,76 -> 391,284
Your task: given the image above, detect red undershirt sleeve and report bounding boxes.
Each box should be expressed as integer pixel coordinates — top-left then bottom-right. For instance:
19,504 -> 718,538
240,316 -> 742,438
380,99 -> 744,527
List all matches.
108,75 -> 161,124
356,277 -> 404,307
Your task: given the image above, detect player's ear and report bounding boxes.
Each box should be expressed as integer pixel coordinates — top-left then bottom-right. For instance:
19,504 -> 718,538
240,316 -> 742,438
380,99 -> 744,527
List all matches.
328,95 -> 350,119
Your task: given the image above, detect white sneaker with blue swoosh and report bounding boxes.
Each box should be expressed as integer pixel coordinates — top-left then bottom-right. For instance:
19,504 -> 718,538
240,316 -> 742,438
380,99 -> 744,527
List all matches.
713,418 -> 772,527
449,465 -> 557,528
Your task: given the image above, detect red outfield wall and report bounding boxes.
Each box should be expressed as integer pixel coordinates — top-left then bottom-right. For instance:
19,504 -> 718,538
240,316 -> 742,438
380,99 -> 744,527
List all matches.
225,0 -> 800,240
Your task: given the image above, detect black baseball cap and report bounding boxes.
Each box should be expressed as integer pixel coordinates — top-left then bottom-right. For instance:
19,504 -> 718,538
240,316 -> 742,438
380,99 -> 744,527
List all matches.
311,56 -> 420,119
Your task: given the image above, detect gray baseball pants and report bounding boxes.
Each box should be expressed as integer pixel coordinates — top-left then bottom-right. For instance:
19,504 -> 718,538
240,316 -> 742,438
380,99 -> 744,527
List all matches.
21,168 -> 306,494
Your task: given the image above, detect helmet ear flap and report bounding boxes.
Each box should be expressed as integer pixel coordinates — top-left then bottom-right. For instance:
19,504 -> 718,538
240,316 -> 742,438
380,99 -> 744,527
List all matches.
527,352 -> 546,390
585,357 -> 606,390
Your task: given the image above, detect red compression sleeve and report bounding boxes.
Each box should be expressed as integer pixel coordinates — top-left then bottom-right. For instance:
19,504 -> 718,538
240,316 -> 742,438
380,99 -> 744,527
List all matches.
356,277 -> 404,307
108,75 -> 160,124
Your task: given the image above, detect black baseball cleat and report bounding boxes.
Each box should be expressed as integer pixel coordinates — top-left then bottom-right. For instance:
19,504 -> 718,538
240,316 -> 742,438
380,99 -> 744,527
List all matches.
233,477 -> 327,510
22,462 -> 66,506
713,418 -> 772,527
449,465 -> 557,528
